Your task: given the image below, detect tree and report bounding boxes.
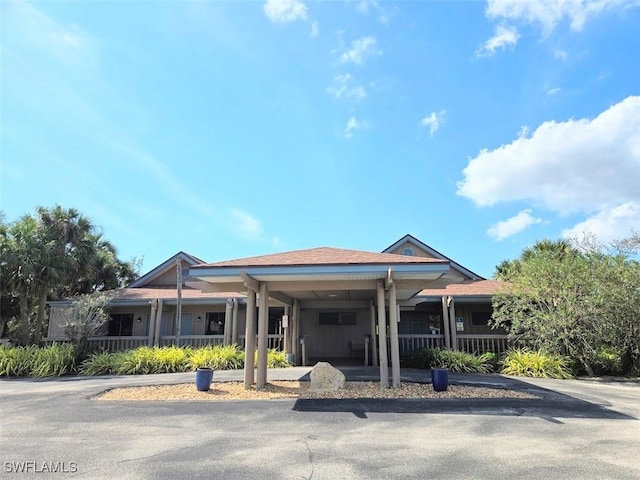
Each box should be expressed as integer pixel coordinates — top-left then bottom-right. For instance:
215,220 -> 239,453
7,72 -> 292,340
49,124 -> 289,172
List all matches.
0,206 -> 139,345
63,291 -> 114,359
491,235 -> 640,375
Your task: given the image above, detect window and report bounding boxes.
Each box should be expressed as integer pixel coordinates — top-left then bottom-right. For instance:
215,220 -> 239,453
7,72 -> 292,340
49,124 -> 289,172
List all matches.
106,314 -> 134,336
471,311 -> 492,326
319,312 -> 357,326
206,312 -> 225,335
402,247 -> 415,256
399,311 -> 442,334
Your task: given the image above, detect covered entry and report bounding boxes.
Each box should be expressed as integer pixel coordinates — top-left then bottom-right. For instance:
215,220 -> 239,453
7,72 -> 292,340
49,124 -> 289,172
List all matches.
189,247 -> 458,389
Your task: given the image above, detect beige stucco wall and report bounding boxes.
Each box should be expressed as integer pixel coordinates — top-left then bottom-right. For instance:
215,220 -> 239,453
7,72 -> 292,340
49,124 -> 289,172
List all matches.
390,241 -> 437,259
146,270 -> 178,286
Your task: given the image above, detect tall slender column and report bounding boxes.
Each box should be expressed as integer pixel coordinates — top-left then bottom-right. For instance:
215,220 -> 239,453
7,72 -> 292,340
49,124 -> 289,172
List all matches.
388,283 -> 401,388
441,296 -> 451,349
148,300 -> 158,347
369,301 -> 378,367
283,305 -> 291,353
243,289 -> 257,389
376,281 -> 389,388
448,297 -> 458,351
231,299 -> 239,344
223,299 -> 233,345
154,299 -> 164,347
291,299 -> 299,364
256,282 -> 269,389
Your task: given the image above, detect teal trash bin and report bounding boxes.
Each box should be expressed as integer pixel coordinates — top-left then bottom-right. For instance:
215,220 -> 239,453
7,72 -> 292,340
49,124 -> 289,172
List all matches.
431,367 -> 449,392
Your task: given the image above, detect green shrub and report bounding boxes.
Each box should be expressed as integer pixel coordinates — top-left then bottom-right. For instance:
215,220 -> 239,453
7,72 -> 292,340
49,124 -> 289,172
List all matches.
0,345 -> 37,377
0,344 -> 76,377
190,344 -> 244,370
30,344 -> 77,377
500,349 -> 572,379
266,349 -> 291,368
79,351 -> 122,376
593,345 -> 624,376
402,348 -> 494,373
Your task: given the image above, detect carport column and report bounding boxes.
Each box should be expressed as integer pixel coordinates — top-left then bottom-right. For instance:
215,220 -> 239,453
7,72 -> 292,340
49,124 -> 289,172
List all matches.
369,302 -> 378,367
231,298 -> 239,344
154,299 -> 164,347
283,305 -> 291,353
376,281 -> 389,388
148,299 -> 158,347
291,299 -> 300,364
223,299 -> 233,345
441,296 -> 451,349
388,283 -> 401,388
243,289 -> 257,389
448,296 -> 458,351
256,282 -> 269,390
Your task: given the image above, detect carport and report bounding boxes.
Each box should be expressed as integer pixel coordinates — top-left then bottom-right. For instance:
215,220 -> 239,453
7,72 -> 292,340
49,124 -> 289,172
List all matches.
189,247 -> 454,389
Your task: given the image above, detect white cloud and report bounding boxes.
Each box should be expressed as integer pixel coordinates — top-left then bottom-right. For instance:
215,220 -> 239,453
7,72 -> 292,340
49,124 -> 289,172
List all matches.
340,36 -> 380,65
420,110 -> 446,136
554,49 -> 568,60
263,0 -> 308,24
476,24 -> 519,56
230,209 -> 263,239
562,202 -> 640,242
310,21 -> 318,37
344,116 -> 367,138
327,73 -> 367,101
458,96 -> 640,244
487,209 -> 543,240
485,0 -> 638,34
547,87 -> 561,95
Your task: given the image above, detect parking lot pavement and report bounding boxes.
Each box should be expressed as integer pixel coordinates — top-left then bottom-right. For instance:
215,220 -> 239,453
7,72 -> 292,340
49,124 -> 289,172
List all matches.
1,371 -> 639,480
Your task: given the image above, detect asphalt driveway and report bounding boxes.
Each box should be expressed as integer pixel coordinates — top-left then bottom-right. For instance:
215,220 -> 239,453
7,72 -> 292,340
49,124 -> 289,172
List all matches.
1,368 -> 638,479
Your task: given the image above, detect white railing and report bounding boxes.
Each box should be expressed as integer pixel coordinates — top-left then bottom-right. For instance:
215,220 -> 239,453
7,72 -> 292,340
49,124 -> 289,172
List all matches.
238,334 -> 285,350
160,335 -> 225,348
88,336 -> 149,352
457,334 -> 509,355
398,334 -> 445,355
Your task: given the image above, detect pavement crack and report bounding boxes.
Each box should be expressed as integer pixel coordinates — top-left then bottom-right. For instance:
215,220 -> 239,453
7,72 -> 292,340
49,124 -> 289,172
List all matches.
298,436 -> 316,480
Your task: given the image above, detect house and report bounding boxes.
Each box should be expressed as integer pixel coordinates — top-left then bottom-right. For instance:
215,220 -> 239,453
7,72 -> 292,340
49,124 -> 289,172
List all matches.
47,234 -> 507,387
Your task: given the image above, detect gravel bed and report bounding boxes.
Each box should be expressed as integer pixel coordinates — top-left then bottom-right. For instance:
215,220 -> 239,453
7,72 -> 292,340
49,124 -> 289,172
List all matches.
94,381 -> 539,401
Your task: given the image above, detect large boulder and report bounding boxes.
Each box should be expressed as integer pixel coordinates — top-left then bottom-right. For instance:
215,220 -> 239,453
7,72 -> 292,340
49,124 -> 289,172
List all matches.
309,362 -> 346,392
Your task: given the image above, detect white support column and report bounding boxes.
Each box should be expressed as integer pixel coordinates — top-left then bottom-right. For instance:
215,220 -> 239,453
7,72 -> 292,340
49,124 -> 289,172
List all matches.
243,289 -> 257,389
369,301 -> 378,367
283,305 -> 291,353
154,299 -> 164,347
376,281 -> 389,388
231,298 -> 239,344
291,299 -> 299,364
148,300 -> 158,347
223,299 -> 233,345
256,282 -> 269,390
448,296 -> 457,351
441,296 -> 451,349
388,282 -> 401,388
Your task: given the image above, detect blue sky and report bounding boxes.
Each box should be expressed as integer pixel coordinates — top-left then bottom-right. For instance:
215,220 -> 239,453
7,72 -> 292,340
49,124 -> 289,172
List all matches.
2,0 -> 639,279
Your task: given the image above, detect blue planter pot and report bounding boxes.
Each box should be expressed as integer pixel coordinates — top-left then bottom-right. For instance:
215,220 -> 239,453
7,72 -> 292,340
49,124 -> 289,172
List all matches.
195,368 -> 214,391
431,368 -> 449,392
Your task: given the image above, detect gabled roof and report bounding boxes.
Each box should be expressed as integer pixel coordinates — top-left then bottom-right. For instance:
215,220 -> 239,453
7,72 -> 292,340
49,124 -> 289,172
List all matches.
417,280 -> 506,297
194,247 -> 448,269
383,234 -> 484,280
129,251 -> 205,288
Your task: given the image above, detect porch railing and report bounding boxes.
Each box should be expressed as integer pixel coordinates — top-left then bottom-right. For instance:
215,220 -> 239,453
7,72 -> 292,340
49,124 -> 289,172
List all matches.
398,334 -> 444,355
87,336 -> 149,352
238,334 -> 284,350
160,335 -> 225,348
456,334 -> 509,355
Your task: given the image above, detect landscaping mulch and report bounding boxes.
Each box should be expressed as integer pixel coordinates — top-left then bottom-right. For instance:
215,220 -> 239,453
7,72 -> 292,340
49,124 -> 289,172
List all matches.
94,381 -> 539,401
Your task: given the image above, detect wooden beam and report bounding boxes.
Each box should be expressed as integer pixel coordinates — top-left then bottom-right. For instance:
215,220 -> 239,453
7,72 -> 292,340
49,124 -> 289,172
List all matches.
388,282 -> 401,388
376,281 -> 389,388
240,272 -> 259,292
243,290 -> 256,389
256,282 -> 269,390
